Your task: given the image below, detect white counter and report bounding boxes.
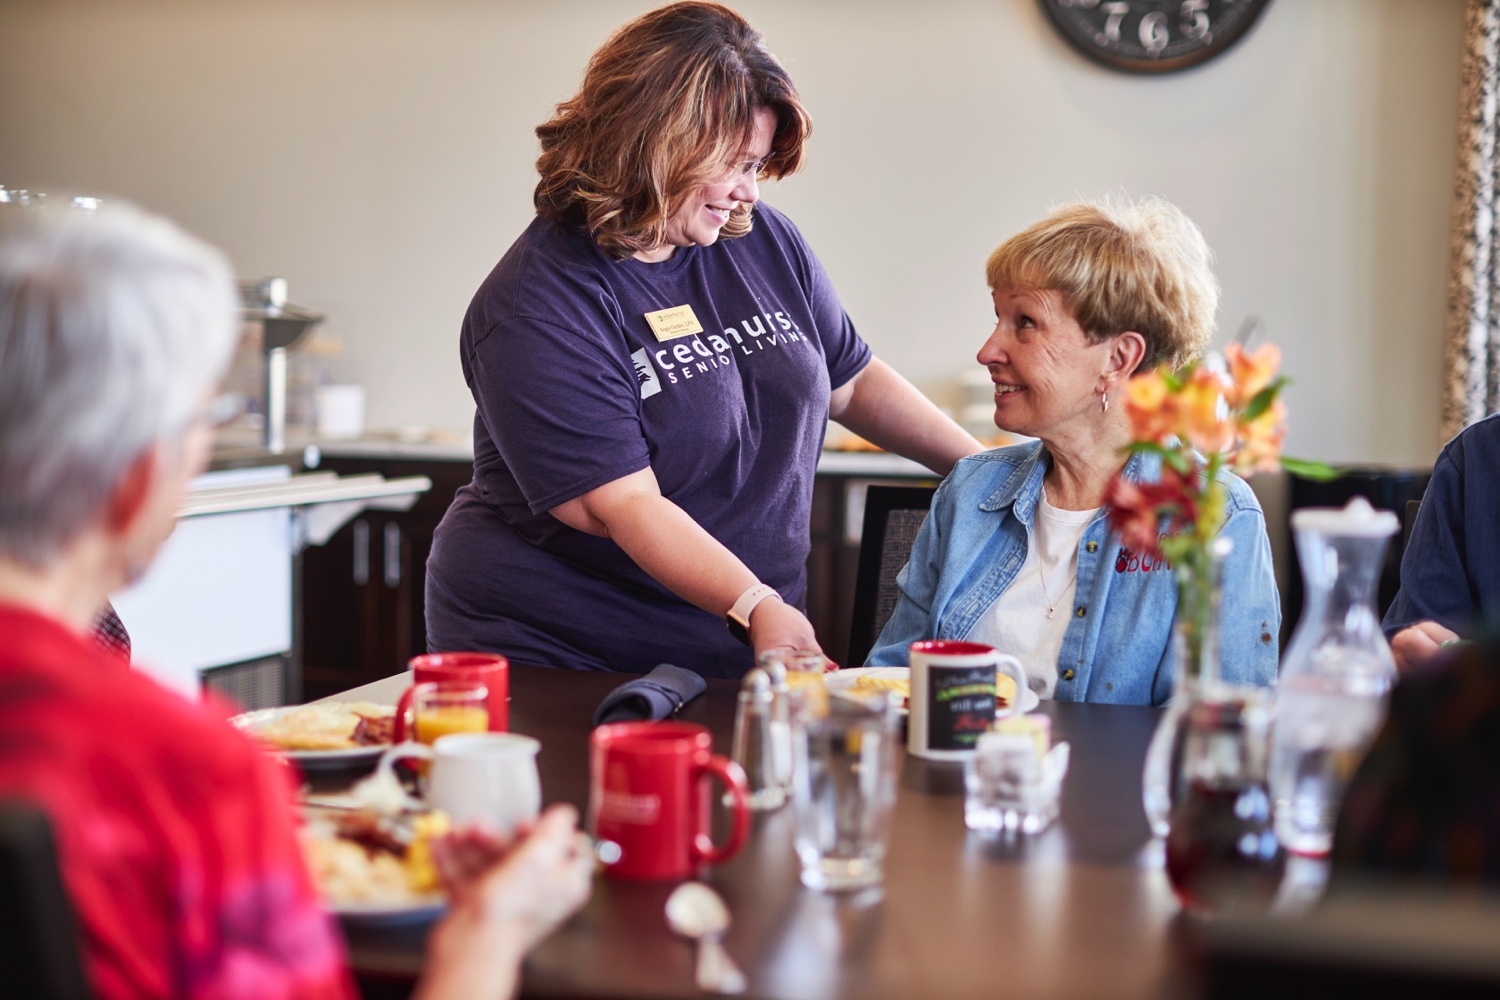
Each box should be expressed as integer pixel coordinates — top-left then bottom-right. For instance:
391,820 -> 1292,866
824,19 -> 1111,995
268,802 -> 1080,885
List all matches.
217,426 -> 959,475
112,465 -> 430,701
815,450 -> 935,477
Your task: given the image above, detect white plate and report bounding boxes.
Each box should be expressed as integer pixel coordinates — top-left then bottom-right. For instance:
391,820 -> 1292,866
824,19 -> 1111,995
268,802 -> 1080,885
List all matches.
825,667 -> 1041,715
327,895 -> 446,926
231,706 -> 391,768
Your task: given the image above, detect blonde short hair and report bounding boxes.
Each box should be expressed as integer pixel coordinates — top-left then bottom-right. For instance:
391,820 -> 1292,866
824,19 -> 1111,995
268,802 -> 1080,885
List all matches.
985,196 -> 1218,371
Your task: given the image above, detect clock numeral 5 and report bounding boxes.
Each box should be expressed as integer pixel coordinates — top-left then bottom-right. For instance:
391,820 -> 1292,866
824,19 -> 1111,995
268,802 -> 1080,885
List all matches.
1181,0 -> 1211,40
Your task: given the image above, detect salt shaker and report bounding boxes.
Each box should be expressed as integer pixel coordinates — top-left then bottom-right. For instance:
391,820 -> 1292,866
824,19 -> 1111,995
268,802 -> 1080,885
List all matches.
756,656 -> 795,797
730,668 -> 787,810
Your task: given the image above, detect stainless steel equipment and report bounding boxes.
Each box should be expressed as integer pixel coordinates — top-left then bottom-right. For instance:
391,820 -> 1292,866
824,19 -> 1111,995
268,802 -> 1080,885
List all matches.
237,278 -> 324,454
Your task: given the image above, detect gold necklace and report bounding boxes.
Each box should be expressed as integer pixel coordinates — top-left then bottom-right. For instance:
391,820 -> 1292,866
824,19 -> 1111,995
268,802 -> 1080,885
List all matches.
1035,561 -> 1077,619
1036,487 -> 1079,619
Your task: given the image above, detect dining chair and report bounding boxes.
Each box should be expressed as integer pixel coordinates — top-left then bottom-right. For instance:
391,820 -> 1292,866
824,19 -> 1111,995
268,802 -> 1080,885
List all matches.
87,601 -> 130,660
0,801 -> 91,1000
1403,497 -> 1422,558
846,485 -> 937,667
1283,467 -> 1431,646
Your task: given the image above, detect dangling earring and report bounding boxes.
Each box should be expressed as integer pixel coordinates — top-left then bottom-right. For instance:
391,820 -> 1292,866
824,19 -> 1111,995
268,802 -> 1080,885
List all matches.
1100,389 -> 1109,414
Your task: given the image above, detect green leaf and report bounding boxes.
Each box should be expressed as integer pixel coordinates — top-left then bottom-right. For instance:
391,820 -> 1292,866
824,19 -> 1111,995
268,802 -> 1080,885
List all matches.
1161,369 -> 1185,393
1280,456 -> 1342,482
1242,377 -> 1290,422
1125,440 -> 1194,475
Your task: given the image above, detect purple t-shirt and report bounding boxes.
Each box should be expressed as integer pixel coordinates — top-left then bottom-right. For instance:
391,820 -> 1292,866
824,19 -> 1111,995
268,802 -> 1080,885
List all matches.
426,204 -> 871,677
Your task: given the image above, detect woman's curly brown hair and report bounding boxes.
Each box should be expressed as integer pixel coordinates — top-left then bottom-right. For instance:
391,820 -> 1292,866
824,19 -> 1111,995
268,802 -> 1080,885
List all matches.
534,2 -> 811,260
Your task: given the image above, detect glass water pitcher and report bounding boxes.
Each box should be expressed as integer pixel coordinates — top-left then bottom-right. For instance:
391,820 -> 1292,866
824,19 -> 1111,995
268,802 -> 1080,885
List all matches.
1268,497 -> 1399,857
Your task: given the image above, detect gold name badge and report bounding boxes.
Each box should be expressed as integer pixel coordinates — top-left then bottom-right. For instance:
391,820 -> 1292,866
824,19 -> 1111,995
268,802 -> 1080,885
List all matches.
643,304 -> 704,341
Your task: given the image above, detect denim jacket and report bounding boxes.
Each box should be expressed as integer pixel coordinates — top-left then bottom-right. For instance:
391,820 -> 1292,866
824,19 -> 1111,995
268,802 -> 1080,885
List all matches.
866,441 -> 1280,706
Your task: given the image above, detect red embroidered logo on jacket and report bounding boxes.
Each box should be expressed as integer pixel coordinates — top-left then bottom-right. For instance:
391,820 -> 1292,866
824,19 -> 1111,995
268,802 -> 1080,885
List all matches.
1115,546 -> 1172,573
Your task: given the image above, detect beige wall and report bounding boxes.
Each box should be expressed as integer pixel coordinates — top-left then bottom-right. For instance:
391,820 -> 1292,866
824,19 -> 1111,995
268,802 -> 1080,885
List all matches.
0,0 -> 1464,466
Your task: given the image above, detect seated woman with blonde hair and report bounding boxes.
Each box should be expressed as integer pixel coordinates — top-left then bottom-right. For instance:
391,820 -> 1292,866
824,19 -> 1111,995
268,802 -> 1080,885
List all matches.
866,195 -> 1280,705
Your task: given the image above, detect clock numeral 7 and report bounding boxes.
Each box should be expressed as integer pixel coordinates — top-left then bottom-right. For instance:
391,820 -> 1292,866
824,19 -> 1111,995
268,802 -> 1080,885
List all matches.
1181,0 -> 1210,40
1102,1 -> 1130,42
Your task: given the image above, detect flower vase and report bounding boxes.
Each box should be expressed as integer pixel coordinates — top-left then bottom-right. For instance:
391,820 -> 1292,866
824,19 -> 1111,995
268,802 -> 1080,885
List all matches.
1142,536 -> 1230,838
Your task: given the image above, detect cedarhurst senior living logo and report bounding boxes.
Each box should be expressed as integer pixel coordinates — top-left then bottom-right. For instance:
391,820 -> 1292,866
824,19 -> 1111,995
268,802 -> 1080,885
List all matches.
630,308 -> 809,399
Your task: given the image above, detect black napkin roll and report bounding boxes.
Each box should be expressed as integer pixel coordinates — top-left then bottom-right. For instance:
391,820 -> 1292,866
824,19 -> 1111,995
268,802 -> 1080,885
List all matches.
592,663 -> 707,726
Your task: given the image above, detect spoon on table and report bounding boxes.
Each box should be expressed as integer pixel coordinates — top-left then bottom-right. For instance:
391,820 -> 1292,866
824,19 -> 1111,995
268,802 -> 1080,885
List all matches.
666,882 -> 746,994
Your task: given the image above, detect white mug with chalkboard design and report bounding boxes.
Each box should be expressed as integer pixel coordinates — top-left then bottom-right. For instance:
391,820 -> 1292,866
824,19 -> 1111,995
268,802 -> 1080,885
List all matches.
907,640 -> 1027,761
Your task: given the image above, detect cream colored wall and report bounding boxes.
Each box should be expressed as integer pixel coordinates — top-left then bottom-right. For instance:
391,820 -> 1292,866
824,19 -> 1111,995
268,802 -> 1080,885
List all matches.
0,0 -> 1464,465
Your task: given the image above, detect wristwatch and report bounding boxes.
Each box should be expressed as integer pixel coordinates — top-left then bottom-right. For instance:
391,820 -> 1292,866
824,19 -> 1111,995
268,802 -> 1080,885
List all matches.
726,583 -> 779,645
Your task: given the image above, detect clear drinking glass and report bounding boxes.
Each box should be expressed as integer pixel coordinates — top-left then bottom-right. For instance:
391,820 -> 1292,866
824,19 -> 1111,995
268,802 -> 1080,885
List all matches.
790,690 -> 901,891
412,681 -> 489,745
762,648 -> 829,690
761,648 -> 832,797
964,731 -> 1070,835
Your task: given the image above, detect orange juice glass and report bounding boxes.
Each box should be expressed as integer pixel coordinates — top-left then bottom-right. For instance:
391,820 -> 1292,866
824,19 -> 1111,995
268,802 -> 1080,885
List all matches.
412,682 -> 489,745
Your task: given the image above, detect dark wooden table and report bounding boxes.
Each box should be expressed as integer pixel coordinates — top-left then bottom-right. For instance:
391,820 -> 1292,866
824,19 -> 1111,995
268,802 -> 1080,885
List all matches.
324,667 -> 1192,1000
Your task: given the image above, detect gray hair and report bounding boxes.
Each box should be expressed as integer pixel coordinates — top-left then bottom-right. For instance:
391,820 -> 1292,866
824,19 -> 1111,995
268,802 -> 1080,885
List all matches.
0,202 -> 238,565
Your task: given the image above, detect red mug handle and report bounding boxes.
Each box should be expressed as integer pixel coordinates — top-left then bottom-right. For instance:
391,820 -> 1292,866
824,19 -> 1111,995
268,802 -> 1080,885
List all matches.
393,685 -> 416,743
692,754 -> 749,865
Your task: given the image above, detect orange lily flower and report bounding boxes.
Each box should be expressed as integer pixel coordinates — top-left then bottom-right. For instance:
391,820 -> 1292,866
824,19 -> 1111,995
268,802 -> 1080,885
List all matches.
1224,342 -> 1281,408
1176,367 -> 1235,454
1125,371 -> 1177,445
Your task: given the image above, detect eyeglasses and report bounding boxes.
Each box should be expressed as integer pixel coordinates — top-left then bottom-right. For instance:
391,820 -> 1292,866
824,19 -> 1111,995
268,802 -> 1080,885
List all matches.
723,154 -> 773,183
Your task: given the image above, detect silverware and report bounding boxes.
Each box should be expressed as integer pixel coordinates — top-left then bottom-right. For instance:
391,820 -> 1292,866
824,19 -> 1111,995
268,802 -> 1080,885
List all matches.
665,882 -> 745,994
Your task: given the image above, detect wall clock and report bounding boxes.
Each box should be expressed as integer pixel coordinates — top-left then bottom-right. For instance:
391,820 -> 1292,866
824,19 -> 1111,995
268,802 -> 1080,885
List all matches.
1039,0 -> 1273,75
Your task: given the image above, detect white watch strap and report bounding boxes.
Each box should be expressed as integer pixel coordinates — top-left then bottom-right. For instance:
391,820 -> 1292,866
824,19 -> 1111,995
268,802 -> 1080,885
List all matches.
729,583 -> 779,626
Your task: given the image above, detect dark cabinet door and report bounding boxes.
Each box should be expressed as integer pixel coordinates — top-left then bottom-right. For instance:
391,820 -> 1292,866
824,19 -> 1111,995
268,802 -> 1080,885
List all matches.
300,456 -> 472,701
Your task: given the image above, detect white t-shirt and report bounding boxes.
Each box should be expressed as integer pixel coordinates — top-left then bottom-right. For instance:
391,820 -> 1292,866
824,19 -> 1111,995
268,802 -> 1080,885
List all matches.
967,488 -> 1100,699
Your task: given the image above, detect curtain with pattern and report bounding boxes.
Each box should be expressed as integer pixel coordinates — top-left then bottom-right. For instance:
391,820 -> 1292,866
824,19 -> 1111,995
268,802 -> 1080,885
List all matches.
1445,0 -> 1500,441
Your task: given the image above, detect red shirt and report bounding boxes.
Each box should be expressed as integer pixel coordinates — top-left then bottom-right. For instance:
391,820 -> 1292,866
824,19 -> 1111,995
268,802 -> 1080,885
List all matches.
0,605 -> 356,1000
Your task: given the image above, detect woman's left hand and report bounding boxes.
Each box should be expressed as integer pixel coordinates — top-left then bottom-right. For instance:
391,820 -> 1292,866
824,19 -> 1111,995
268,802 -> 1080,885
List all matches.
749,597 -> 822,662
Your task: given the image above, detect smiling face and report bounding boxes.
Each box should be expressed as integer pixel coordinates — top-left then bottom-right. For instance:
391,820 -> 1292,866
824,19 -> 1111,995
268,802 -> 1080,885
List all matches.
637,107 -> 777,263
977,286 -> 1120,443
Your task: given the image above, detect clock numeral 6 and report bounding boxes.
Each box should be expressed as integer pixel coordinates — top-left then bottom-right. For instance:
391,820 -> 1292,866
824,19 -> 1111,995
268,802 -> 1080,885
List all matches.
1140,10 -> 1170,54
1181,0 -> 1211,40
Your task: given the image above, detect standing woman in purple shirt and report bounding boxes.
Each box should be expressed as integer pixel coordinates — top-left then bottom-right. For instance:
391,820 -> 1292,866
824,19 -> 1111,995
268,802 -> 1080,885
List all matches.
426,2 -> 980,677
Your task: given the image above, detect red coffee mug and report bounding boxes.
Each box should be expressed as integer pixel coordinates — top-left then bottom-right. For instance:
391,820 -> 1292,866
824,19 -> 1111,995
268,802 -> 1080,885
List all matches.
395,652 -> 509,741
589,721 -> 750,881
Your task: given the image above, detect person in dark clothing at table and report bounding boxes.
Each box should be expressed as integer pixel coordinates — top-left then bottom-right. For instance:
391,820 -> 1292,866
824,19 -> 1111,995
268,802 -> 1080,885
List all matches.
1334,634 -> 1500,883
1383,412 -> 1500,670
0,202 -> 591,1000
424,2 -> 982,678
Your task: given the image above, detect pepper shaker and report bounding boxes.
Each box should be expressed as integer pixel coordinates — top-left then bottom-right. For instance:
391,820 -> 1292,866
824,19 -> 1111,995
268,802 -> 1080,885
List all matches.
730,668 -> 787,810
